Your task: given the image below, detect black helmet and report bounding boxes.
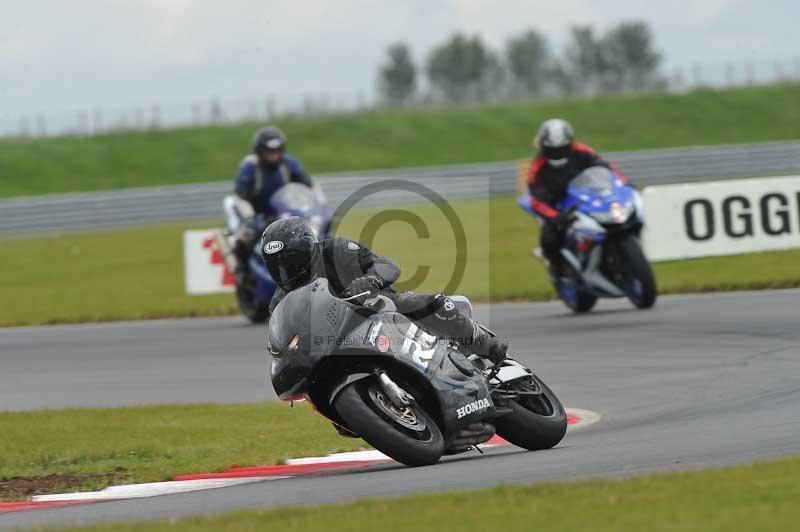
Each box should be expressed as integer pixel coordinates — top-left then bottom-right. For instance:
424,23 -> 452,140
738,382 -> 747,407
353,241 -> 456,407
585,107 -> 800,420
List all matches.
536,119 -> 574,167
260,217 -> 319,290
253,126 -> 287,168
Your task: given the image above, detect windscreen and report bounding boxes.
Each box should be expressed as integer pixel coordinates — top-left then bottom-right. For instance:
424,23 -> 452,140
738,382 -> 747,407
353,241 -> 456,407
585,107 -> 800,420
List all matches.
267,278 -> 359,358
570,166 -> 615,195
270,183 -> 316,215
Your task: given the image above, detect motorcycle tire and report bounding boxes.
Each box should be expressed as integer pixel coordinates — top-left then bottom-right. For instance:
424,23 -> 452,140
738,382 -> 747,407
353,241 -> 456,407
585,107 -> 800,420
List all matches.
334,378 -> 444,467
618,236 -> 657,309
493,373 -> 567,451
557,281 -> 597,313
235,284 -> 269,323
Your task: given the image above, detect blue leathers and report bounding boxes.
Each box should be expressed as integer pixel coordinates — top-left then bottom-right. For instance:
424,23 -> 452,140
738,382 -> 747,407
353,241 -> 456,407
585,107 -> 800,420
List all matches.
234,153 -> 312,217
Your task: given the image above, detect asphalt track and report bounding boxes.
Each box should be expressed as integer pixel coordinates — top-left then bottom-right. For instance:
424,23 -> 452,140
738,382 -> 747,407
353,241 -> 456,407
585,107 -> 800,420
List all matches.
2,289 -> 800,529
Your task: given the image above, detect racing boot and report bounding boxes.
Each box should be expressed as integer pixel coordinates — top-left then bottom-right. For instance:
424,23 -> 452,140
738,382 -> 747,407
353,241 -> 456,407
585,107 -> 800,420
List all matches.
462,323 -> 508,366
445,421 -> 496,454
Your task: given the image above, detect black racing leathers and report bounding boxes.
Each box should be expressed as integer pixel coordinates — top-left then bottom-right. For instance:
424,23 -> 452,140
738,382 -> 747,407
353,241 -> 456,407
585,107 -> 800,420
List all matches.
268,237 -> 481,346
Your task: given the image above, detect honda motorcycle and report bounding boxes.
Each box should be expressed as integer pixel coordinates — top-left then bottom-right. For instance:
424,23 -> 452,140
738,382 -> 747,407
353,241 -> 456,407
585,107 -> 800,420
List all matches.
519,166 -> 657,312
268,278 -> 567,466
218,183 -> 333,323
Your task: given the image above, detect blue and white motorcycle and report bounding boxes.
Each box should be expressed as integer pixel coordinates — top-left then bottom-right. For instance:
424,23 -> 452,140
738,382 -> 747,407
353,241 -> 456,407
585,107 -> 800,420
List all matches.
220,183 -> 334,323
519,166 -> 657,313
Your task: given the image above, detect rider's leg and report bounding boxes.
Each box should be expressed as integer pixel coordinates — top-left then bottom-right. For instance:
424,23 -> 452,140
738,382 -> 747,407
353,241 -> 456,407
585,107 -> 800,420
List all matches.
540,222 -> 566,277
392,292 -> 507,364
231,227 -> 256,284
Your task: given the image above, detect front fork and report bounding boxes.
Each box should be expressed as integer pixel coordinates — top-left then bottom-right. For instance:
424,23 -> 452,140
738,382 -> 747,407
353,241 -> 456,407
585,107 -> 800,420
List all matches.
376,371 -> 413,409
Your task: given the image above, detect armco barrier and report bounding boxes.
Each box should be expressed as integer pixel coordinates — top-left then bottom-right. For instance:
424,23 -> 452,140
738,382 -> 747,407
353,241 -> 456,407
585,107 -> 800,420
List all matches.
1,140 -> 799,234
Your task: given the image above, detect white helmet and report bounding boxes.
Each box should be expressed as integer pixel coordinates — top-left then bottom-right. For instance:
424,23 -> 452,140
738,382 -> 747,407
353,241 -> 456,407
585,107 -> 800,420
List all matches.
536,119 -> 574,167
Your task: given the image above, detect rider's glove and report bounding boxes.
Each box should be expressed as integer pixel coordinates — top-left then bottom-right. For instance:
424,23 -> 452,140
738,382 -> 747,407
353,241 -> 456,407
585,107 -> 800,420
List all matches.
551,210 -> 577,230
343,275 -> 383,305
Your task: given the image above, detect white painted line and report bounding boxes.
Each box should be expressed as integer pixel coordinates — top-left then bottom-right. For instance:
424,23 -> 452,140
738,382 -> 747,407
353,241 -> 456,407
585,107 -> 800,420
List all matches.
567,408 -> 603,431
287,408 -> 602,465
286,449 -> 390,466
27,407 -> 602,506
32,476 -> 285,502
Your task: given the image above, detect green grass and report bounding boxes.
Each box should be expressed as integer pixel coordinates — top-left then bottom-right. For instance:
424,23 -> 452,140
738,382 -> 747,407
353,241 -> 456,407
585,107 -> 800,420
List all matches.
45,456 -> 800,532
2,84 -> 800,197
0,402 -> 365,500
2,196 -> 800,327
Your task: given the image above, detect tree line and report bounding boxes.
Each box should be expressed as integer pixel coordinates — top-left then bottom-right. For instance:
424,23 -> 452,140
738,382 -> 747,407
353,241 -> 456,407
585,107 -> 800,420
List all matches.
377,20 -> 664,106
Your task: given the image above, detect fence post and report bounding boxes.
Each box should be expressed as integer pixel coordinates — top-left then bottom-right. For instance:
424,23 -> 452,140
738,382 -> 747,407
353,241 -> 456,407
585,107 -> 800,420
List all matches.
151,104 -> 161,130
745,62 -> 755,85
264,96 -> 275,120
210,98 -> 224,125
725,63 -> 735,86
93,108 -> 104,135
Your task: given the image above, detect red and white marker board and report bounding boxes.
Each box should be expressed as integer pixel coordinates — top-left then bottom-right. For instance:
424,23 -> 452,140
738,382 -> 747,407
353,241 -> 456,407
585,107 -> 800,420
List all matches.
183,229 -> 235,295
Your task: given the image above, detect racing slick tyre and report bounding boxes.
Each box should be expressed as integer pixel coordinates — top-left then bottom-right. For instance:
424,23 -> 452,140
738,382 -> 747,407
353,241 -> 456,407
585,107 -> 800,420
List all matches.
334,378 -> 444,466
492,373 -> 567,451
619,236 -> 657,309
235,284 -> 269,323
556,281 -> 598,313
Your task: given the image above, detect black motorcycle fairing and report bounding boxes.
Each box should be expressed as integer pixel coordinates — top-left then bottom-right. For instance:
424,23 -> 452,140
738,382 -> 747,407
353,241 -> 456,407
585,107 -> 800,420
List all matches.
268,278 -> 498,436
268,279 -> 365,399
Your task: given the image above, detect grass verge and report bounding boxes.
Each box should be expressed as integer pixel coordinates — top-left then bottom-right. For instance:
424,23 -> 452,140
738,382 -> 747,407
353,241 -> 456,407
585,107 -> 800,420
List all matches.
2,196 -> 800,327
2,84 -> 800,197
44,455 -> 800,531
0,402 -> 364,501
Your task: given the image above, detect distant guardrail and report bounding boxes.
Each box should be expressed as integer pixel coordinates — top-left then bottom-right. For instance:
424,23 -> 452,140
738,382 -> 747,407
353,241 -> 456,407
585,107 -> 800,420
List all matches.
1,140 -> 799,234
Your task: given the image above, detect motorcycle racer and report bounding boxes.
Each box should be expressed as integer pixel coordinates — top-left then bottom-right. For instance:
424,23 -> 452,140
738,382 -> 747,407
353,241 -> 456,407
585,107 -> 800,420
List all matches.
527,118 -> 630,277
227,126 -> 313,282
260,217 -> 508,365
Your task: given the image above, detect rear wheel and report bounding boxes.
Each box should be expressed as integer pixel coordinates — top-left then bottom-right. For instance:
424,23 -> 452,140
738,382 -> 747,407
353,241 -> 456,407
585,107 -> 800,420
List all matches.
334,378 -> 444,466
618,236 -> 657,309
236,284 -> 269,323
492,373 -> 567,451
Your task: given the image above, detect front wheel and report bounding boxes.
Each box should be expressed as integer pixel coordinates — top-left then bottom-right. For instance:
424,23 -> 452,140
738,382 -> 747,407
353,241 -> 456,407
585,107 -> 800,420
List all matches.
334,378 -> 444,466
556,280 -> 597,313
618,236 -> 657,309
492,373 -> 567,451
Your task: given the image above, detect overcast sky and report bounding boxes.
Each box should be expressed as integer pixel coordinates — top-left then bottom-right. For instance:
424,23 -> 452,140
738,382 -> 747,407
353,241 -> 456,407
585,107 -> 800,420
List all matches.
1,0 -> 798,117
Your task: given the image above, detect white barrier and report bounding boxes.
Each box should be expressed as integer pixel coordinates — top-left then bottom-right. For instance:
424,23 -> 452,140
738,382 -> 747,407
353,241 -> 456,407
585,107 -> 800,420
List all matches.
183,229 -> 235,295
642,175 -> 800,261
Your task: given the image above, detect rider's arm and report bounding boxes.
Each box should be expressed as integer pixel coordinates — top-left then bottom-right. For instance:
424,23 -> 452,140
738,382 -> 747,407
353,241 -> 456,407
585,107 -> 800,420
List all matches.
354,243 -> 401,288
234,156 -> 258,201
284,155 -> 313,187
527,156 -> 559,219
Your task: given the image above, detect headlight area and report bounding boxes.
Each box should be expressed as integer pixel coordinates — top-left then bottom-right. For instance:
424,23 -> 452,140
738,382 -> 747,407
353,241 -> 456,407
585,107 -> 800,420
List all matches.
592,201 -> 635,225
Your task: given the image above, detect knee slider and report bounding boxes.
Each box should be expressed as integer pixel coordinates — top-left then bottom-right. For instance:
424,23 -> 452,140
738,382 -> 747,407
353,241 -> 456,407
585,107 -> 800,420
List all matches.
432,293 -> 459,321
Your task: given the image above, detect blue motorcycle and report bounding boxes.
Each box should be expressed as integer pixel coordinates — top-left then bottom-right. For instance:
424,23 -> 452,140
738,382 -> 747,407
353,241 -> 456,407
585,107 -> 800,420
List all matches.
220,183 -> 334,323
519,166 -> 657,313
